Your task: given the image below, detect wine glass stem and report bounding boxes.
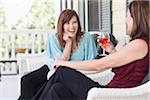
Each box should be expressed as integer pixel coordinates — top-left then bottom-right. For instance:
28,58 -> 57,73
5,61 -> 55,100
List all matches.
103,49 -> 105,55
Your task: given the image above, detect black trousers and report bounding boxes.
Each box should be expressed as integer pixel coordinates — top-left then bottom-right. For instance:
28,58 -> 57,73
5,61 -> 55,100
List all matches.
32,66 -> 104,100
18,65 -> 49,100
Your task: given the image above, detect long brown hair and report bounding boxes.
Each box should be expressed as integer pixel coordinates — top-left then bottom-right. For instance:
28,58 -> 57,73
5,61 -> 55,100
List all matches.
129,0 -> 149,40
57,9 -> 84,47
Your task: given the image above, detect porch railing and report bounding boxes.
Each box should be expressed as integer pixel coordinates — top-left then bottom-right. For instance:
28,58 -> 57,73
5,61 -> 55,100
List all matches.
0,29 -> 55,75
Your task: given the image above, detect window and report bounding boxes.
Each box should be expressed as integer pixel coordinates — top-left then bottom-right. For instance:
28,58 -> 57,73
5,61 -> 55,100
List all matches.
87,0 -> 112,33
88,0 -> 99,31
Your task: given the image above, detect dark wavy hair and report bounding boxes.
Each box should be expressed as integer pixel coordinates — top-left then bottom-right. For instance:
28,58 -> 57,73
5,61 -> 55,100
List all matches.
57,9 -> 84,47
128,0 -> 149,40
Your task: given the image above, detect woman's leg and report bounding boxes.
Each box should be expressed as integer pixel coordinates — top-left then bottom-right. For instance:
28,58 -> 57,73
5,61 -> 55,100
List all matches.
38,66 -> 101,100
18,65 -> 49,100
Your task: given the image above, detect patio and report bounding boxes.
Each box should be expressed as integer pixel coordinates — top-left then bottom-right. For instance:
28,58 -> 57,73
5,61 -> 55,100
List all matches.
0,0 -> 130,99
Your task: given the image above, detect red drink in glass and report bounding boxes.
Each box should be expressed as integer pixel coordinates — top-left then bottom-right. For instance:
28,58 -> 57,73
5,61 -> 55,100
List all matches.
97,32 -> 110,56
99,37 -> 109,46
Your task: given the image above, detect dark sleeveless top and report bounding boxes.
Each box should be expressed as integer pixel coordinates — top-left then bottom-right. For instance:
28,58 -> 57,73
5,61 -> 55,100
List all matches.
107,38 -> 149,88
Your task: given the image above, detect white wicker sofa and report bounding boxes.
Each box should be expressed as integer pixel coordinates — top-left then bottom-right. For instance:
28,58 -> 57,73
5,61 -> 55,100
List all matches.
16,52 -> 150,100
86,71 -> 149,100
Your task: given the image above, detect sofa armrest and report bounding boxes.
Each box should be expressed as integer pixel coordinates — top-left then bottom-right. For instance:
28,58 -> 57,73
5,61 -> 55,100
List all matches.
26,54 -> 49,73
17,52 -> 49,77
87,81 -> 150,100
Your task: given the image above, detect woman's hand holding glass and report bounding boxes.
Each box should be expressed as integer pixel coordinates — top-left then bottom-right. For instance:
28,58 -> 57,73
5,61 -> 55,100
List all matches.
97,32 -> 112,55
102,41 -> 115,54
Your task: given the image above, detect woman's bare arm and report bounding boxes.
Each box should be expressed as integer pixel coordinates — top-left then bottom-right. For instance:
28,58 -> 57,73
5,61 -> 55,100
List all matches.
61,42 -> 72,60
55,39 -> 148,71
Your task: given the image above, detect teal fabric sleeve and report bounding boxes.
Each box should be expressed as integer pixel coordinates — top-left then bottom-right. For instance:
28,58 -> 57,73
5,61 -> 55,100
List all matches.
83,32 -> 98,60
45,32 -> 63,70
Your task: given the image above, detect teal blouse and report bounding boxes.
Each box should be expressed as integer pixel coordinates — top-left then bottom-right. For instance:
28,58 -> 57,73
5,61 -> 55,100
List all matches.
45,32 -> 98,70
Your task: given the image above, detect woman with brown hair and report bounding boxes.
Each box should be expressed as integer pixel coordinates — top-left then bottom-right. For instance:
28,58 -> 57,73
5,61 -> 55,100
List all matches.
18,9 -> 98,99
34,1 -> 149,100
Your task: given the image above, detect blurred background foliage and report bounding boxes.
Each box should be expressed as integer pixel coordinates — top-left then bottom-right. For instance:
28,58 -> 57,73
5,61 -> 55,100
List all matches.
0,0 -> 56,30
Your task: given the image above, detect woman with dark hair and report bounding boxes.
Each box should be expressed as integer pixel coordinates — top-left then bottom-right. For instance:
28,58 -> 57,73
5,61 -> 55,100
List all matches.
18,9 -> 98,99
33,1 -> 149,100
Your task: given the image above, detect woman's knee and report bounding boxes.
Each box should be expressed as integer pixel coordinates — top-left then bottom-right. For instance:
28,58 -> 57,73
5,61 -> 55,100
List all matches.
56,66 -> 75,74
21,74 -> 32,86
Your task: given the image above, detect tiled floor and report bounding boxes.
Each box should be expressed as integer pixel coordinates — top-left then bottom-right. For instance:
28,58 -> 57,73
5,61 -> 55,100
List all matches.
0,75 -> 20,100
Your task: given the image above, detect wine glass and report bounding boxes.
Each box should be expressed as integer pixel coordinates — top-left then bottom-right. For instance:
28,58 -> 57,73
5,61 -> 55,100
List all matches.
97,32 -> 110,56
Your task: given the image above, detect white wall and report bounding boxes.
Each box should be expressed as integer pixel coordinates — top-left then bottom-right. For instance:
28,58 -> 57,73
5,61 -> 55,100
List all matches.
112,0 -> 127,38
112,0 -> 130,49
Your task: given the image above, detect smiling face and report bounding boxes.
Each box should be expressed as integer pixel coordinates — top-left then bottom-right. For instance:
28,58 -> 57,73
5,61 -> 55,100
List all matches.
57,9 -> 83,47
126,9 -> 133,34
63,16 -> 78,38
